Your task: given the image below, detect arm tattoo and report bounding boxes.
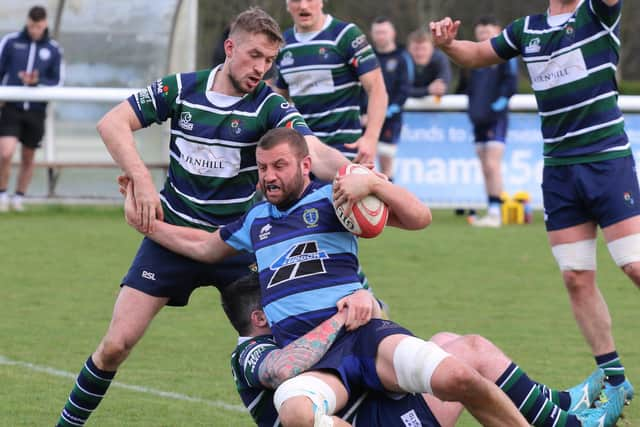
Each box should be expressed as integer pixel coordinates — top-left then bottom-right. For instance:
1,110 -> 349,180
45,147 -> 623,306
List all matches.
259,316 -> 344,389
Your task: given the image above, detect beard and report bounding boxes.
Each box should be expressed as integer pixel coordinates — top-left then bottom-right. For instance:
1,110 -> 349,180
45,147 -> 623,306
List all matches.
266,169 -> 306,210
228,72 -> 248,95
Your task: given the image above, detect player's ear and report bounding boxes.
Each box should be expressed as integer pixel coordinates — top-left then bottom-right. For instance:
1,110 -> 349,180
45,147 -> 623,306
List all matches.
224,38 -> 234,60
252,310 -> 268,328
302,155 -> 312,177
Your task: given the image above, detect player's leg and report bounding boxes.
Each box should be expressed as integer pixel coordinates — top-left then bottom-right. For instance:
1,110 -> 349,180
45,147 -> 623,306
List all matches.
12,108 -> 45,210
56,237 -> 207,426
471,121 -> 505,228
375,333 -> 530,427
377,142 -> 396,180
275,371 -> 349,427
12,145 -> 36,211
435,333 -> 625,426
0,135 -> 18,211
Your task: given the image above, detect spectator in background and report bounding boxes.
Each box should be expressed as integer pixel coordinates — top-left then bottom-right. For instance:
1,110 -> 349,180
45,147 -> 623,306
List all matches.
466,16 -> 518,228
407,29 -> 451,98
363,16 -> 412,181
0,5 -> 63,212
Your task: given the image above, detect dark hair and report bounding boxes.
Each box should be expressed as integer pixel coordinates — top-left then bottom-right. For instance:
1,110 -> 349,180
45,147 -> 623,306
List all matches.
229,7 -> 284,46
220,273 -> 262,336
474,15 -> 499,28
28,6 -> 47,22
257,127 -> 309,160
372,16 -> 392,25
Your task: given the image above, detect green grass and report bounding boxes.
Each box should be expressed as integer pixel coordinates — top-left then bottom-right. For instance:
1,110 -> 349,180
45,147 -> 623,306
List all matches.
0,206 -> 637,426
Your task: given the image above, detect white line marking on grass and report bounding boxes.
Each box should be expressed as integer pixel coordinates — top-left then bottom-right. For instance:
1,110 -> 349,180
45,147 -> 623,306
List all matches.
0,355 -> 247,413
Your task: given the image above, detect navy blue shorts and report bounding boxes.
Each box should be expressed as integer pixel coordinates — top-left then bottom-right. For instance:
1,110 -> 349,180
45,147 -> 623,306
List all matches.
473,115 -> 508,144
122,237 -> 256,306
355,392 -> 441,427
542,156 -> 640,231
311,319 -> 413,394
0,104 -> 45,148
380,117 -> 403,144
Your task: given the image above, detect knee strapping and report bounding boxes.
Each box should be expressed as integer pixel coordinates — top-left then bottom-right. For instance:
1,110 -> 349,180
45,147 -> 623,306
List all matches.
551,239 -> 597,271
273,375 -> 337,426
392,337 -> 450,394
608,233 -> 640,267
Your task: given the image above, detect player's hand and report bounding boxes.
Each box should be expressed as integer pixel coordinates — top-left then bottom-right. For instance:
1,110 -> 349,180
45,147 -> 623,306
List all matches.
131,173 -> 164,234
122,180 -> 143,232
344,135 -> 377,164
336,289 -> 377,331
429,17 -> 461,48
428,79 -> 447,97
333,172 -> 375,217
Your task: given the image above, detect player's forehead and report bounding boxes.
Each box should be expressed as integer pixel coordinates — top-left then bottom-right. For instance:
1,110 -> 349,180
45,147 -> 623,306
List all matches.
237,31 -> 280,55
257,143 -> 296,164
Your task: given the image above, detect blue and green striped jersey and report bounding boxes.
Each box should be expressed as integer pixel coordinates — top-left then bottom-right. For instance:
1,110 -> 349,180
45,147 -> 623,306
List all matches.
276,16 -> 380,159
491,0 -> 628,166
128,66 -> 311,231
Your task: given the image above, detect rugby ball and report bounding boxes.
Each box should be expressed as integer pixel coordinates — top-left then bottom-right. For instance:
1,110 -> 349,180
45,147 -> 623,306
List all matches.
333,164 -> 389,238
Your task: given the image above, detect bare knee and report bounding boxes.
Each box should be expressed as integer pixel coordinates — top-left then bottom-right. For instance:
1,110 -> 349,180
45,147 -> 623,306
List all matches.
562,270 -> 596,294
94,335 -> 135,370
433,360 -> 483,403
279,396 -> 315,427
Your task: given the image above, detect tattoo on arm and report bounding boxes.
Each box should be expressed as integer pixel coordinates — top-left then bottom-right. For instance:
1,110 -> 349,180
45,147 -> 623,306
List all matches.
258,316 -> 344,389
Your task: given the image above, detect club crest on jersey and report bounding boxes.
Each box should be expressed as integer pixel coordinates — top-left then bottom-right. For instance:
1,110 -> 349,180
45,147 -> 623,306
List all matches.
303,208 -> 319,228
525,38 -> 541,54
386,59 -> 398,72
179,112 -> 194,130
281,51 -> 294,67
565,25 -> 575,37
39,47 -> 51,61
624,192 -> 635,206
230,119 -> 242,135
318,47 -> 329,59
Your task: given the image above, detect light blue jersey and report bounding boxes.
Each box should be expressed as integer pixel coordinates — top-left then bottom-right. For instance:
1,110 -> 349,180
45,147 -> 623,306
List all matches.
220,181 -> 363,345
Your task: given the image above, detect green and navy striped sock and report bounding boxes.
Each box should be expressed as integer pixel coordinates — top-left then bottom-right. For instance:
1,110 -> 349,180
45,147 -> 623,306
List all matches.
597,351 -> 625,386
56,356 -> 115,426
497,363 -> 581,427
537,383 -> 572,411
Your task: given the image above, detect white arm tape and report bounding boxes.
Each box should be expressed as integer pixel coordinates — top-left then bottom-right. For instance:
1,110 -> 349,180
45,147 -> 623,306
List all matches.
551,239 -> 597,271
392,336 -> 450,394
607,233 -> 640,267
273,375 -> 337,419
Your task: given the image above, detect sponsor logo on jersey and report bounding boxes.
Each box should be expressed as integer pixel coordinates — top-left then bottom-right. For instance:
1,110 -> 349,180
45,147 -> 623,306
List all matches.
267,241 -> 329,288
259,223 -> 272,240
351,34 -> 367,50
155,79 -> 170,95
281,50 -> 294,67
137,90 -> 153,105
39,47 -> 51,61
400,409 -> 422,427
142,270 -> 156,281
281,101 -> 291,109
565,25 -> 575,37
179,112 -> 194,130
303,208 -> 319,228
524,38 -> 541,54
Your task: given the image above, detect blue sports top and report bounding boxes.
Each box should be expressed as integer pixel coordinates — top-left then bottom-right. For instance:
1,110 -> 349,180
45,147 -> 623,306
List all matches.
220,181 -> 363,346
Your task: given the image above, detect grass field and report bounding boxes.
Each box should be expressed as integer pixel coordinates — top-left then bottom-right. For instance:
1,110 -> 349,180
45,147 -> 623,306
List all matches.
0,206 -> 637,426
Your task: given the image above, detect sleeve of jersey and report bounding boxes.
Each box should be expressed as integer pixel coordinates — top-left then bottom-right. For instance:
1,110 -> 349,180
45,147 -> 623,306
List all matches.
589,0 -> 622,28
219,212 -> 255,253
491,20 -> 523,61
269,95 -> 313,136
342,25 -> 380,76
240,339 -> 279,388
126,74 -> 179,128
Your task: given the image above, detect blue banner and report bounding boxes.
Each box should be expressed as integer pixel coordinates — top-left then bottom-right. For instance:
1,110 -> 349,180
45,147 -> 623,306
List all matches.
395,112 -> 640,208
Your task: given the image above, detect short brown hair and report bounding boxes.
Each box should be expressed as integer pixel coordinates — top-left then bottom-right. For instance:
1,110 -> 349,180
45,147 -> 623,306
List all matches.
257,127 -> 309,160
229,7 -> 284,46
28,6 -> 47,22
408,29 -> 432,45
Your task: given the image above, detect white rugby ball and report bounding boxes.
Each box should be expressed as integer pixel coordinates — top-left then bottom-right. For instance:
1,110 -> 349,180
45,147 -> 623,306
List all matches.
333,164 -> 389,238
